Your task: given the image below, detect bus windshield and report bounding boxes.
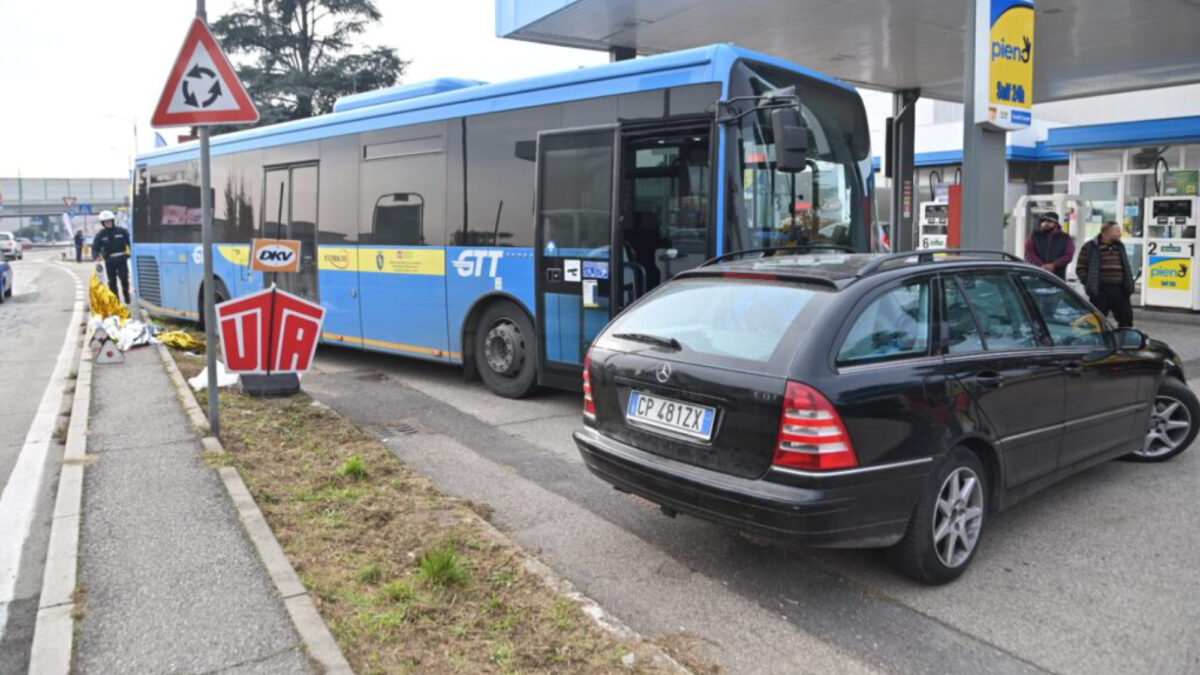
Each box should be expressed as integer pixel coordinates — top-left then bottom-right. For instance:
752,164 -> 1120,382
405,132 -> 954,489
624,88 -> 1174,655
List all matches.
726,61 -> 873,253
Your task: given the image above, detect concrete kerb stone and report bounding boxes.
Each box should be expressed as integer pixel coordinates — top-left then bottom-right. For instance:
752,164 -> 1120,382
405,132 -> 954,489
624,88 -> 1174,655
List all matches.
156,341 -> 210,434
28,306 -> 93,674
156,342 -> 353,674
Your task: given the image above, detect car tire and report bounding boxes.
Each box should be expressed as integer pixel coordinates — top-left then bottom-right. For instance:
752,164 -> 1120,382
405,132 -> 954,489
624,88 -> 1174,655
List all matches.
1125,377 -> 1200,463
887,448 -> 988,585
474,300 -> 538,399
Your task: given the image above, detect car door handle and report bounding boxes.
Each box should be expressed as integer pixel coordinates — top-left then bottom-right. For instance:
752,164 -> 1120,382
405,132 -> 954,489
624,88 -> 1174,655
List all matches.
973,371 -> 1005,388
1062,362 -> 1084,377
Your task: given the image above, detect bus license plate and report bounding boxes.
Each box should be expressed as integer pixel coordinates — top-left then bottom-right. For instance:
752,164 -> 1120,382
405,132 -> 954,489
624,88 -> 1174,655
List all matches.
626,391 -> 716,441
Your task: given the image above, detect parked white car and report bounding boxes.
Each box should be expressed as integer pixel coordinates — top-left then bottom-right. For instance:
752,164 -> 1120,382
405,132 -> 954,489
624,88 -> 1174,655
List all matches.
0,232 -> 22,261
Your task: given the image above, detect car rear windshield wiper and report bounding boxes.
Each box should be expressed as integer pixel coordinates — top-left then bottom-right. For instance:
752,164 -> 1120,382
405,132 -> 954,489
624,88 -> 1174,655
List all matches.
612,332 -> 683,351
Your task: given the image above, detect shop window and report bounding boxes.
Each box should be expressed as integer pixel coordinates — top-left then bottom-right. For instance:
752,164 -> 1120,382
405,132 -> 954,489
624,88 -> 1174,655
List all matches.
1075,149 -> 1123,174
1129,146 -> 1181,172
1183,145 -> 1200,171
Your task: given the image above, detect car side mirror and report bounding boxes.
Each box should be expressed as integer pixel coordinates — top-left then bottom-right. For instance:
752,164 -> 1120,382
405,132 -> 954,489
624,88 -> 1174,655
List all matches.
1114,327 -> 1147,350
771,105 -> 808,173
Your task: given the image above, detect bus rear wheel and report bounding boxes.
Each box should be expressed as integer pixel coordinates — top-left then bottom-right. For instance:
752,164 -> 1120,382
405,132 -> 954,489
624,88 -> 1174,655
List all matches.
475,300 -> 537,399
198,279 -> 230,329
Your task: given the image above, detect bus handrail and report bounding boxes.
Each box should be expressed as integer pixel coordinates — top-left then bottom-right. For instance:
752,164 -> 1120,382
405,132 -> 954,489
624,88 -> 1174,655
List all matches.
701,245 -> 857,267
855,249 -> 1024,278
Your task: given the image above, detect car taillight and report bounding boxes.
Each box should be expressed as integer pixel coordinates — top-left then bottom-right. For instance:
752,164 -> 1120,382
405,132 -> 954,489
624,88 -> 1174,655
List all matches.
774,381 -> 858,471
583,350 -> 596,421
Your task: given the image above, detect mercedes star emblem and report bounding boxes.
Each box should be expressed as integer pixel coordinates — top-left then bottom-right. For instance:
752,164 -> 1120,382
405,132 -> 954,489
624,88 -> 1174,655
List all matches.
655,362 -> 672,384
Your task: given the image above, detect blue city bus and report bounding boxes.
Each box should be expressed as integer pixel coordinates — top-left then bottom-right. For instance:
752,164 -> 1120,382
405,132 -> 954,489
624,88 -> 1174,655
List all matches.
131,44 -> 874,397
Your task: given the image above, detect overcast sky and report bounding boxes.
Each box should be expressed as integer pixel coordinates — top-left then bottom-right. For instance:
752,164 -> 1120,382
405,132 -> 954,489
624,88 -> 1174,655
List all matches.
0,0 -> 607,178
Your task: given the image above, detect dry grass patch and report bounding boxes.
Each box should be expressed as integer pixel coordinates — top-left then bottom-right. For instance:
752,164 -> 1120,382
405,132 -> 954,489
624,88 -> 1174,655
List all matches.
187,370 -> 675,673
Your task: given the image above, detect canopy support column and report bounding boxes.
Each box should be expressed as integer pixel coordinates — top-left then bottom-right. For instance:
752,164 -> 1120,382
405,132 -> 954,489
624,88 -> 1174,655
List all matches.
887,89 -> 920,251
961,0 -> 1007,250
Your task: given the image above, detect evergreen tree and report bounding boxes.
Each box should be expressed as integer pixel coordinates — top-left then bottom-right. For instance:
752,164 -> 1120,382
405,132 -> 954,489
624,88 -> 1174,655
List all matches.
212,0 -> 408,128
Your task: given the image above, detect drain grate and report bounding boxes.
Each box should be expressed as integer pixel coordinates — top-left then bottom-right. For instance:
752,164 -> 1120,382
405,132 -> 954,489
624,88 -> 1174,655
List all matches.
372,420 -> 420,439
355,371 -> 389,382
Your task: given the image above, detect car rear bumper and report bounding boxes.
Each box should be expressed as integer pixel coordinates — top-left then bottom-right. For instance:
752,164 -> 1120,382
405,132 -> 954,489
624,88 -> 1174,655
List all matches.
574,427 -> 930,548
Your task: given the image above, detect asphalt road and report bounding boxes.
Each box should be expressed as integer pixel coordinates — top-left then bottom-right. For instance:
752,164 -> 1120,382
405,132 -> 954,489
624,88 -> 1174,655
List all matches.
0,247 -> 80,673
304,321 -> 1200,675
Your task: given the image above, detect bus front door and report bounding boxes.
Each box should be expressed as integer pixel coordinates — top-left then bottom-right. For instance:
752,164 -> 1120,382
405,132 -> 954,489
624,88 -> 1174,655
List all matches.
534,126 -> 620,389
261,163 -> 320,302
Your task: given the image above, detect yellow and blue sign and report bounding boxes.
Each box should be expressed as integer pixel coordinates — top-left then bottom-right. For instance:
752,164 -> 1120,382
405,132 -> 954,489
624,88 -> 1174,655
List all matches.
1149,256 -> 1191,291
975,0 -> 1034,131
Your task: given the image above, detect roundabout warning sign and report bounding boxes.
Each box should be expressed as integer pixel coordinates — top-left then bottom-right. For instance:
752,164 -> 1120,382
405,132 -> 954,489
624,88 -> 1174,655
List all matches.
151,18 -> 259,127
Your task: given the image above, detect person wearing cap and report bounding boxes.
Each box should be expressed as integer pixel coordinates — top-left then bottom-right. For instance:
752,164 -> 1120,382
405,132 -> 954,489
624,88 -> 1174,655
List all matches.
73,228 -> 84,263
92,210 -> 132,304
1024,212 -> 1075,280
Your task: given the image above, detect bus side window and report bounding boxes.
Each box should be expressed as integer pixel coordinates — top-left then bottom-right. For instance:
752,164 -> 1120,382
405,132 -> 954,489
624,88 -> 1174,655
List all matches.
373,193 -> 425,246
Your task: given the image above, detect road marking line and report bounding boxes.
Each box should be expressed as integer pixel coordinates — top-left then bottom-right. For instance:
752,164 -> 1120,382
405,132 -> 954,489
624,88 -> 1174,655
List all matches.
0,265 -> 82,640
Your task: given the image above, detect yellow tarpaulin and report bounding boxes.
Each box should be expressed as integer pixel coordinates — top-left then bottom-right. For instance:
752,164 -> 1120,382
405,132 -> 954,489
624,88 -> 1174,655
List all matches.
89,272 -> 130,323
160,330 -> 205,352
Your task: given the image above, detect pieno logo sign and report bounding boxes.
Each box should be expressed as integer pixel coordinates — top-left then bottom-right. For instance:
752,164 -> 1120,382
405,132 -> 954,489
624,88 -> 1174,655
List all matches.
250,238 -> 302,273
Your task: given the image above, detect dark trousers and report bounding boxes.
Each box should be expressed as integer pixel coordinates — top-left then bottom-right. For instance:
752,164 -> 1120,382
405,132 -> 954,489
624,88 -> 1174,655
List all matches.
74,242 -> 83,263
1090,283 -> 1133,328
105,255 -> 131,304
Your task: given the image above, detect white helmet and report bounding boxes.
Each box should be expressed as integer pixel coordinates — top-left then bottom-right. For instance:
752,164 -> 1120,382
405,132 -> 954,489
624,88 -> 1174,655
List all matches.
99,210 -> 116,224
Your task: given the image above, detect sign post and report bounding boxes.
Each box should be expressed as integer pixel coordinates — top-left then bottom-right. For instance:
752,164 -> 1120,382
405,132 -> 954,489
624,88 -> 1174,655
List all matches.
152,2 -> 259,436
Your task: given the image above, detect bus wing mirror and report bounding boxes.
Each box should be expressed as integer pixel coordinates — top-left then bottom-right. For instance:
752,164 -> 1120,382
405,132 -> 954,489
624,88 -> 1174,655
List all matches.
771,105 -> 808,173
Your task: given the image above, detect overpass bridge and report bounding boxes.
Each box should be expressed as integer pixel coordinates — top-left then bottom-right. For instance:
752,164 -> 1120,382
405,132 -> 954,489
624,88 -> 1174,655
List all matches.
0,176 -> 130,235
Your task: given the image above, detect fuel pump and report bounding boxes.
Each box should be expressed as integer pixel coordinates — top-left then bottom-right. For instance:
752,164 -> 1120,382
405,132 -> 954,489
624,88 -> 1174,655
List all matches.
917,170 -> 950,250
1143,196 -> 1200,309
917,200 -> 949,250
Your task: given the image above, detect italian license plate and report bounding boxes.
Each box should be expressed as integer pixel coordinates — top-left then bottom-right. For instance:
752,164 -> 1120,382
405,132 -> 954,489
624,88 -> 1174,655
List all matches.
626,390 -> 716,441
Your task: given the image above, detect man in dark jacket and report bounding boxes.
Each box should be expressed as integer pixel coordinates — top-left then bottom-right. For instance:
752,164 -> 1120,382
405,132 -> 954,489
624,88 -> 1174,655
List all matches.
92,210 -> 132,304
73,229 -> 84,263
1076,221 -> 1135,327
1024,212 -> 1075,280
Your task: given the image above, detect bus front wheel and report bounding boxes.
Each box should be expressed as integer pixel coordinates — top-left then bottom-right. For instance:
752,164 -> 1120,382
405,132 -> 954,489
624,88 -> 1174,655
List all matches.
474,300 -> 537,399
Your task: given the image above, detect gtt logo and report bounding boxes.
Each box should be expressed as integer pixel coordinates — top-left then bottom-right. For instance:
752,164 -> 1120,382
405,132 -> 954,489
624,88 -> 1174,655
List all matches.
452,249 -> 503,277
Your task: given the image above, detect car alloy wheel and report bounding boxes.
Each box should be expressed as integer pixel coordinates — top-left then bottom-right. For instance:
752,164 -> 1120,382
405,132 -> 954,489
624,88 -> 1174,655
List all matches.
932,467 -> 984,569
1138,394 -> 1193,459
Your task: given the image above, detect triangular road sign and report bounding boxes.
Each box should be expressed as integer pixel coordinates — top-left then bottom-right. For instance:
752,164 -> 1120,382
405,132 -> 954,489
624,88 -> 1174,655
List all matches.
151,18 -> 259,128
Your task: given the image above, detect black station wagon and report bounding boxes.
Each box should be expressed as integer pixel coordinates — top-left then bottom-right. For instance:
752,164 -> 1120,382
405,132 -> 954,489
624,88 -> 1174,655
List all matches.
574,250 -> 1199,583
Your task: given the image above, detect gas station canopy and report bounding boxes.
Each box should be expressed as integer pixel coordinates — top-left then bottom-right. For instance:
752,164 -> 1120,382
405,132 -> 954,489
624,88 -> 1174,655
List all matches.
497,0 -> 1200,102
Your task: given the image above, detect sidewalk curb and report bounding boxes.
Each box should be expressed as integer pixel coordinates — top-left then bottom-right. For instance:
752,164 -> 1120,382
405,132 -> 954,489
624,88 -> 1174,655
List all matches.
28,273 -> 90,674
157,342 -> 210,434
155,342 -> 353,674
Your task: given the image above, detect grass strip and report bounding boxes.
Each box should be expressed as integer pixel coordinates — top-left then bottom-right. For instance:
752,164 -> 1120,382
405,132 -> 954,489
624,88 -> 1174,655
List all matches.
170,351 -> 676,674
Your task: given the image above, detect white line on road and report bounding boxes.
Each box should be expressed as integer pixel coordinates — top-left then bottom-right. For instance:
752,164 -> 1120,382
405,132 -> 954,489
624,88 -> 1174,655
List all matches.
0,264 -> 83,641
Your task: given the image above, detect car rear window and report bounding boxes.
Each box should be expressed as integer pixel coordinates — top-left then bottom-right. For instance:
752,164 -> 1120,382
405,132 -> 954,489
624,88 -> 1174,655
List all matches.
606,278 -> 816,365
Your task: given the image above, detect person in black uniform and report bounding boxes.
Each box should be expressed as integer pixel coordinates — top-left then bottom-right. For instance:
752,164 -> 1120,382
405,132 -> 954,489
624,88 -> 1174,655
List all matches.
92,210 -> 132,303
73,229 -> 84,263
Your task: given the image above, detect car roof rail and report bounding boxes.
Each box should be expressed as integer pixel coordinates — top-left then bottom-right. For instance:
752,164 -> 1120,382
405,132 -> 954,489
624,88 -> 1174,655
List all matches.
856,249 -> 1024,278
701,244 -> 857,267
